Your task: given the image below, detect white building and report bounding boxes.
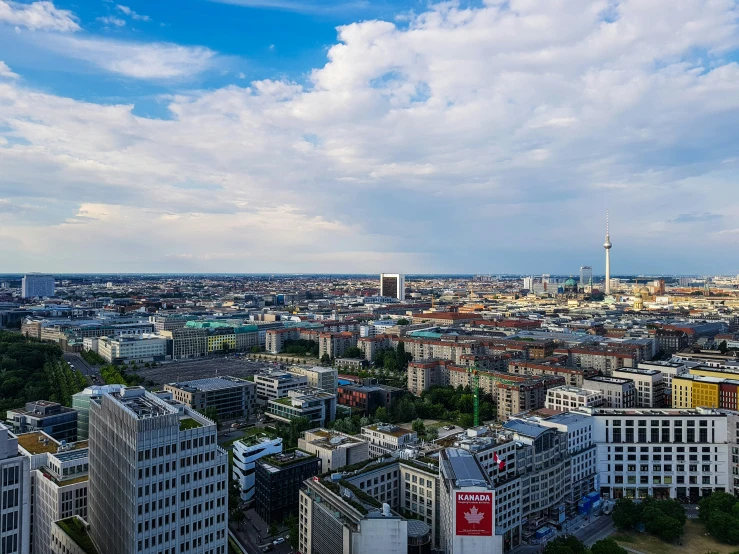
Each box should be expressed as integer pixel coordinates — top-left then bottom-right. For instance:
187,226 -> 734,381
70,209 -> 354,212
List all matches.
612,368 -> 665,408
88,387 -> 229,554
254,371 -> 308,403
0,424 -> 31,554
289,366 -> 338,395
298,429 -> 369,473
545,386 -> 604,411
361,424 -> 418,458
380,274 -> 405,301
232,436 -> 282,503
585,407 -> 729,501
583,376 -> 636,408
96,334 -> 168,364
21,274 -> 55,299
638,361 -> 689,405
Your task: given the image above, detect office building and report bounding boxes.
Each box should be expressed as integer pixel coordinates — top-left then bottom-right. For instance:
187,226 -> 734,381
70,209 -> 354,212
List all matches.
266,388 -> 337,428
255,372 -> 308,403
255,449 -> 320,525
380,274 -> 405,301
0,424 -> 31,554
298,429 -> 369,473
583,376 -> 636,408
361,424 -> 417,458
161,327 -> 208,360
232,436 -> 282,503
7,401 -> 78,443
545,386 -> 604,411
50,516 -> 96,554
88,387 -> 228,554
439,448 -> 503,554
96,334 -> 168,364
612,368 -> 665,408
587,407 -> 729,502
638,361 -> 689,406
71,385 -> 124,441
337,378 -> 404,416
289,366 -> 338,395
164,376 -> 255,420
21,274 -> 55,299
579,266 -> 593,287
265,328 -> 300,354
299,476 -> 409,554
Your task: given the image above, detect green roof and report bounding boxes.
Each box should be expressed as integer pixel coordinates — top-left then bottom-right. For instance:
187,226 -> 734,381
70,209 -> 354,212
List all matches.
179,417 -> 203,431
56,517 -> 98,554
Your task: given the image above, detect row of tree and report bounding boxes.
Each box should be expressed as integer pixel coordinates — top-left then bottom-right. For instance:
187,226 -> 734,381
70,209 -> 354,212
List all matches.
698,491 -> 739,544
543,536 -> 626,554
612,497 -> 685,542
80,349 -> 106,365
281,339 -> 319,357
99,364 -> 146,387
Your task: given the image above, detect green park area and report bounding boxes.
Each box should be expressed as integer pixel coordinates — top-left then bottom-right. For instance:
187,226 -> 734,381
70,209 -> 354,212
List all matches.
613,520 -> 736,554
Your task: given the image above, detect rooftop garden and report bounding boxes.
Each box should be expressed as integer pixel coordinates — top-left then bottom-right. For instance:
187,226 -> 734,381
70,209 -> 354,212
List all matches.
179,417 -> 203,431
273,397 -> 294,406
56,517 -> 98,554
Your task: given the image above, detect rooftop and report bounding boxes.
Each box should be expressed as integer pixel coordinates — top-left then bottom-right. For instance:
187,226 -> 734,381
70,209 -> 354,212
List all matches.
110,387 -> 178,419
440,447 -> 489,488
167,376 -> 250,393
56,517 -> 98,554
17,432 -> 87,455
362,423 -> 413,438
504,419 -> 552,439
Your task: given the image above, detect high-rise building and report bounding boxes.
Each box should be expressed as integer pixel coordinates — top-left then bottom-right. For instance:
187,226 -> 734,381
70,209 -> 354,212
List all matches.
604,212 -> 612,295
88,386 -> 228,554
579,266 -> 593,287
21,274 -> 55,299
0,424 -> 31,554
380,274 -> 405,301
522,277 -> 533,290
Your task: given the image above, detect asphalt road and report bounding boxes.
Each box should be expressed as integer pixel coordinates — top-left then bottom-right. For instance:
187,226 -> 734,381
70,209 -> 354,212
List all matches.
63,352 -> 99,381
230,509 -> 293,554
512,515 -> 615,554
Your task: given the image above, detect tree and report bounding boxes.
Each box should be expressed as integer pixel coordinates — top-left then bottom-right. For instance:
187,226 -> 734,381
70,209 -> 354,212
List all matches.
719,340 -> 729,354
543,535 -> 588,554
320,353 -> 331,365
590,538 -> 627,554
375,407 -> 389,422
285,515 -> 299,549
397,318 -> 410,326
700,491 -> 737,523
268,523 -> 278,538
343,346 -> 363,359
426,427 -> 439,441
612,498 -> 638,531
411,418 -> 426,435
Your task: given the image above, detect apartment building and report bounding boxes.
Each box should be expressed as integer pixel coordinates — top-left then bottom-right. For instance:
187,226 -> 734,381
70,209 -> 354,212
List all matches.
545,386 -> 604,411
0,424 -> 31,554
508,361 -> 595,387
298,429 -> 369,473
164,376 -> 255,419
555,346 -> 637,374
232,436 -> 282,503
265,328 -> 300,354
360,424 -> 418,457
288,366 -> 338,395
586,407 -> 729,502
407,360 -> 451,395
254,372 -> 308,403
672,375 -> 728,409
638,361 -> 689,406
88,387 -> 229,554
610,368 -> 664,408
583,376 -> 636,408
319,332 -> 357,359
337,379 -> 404,416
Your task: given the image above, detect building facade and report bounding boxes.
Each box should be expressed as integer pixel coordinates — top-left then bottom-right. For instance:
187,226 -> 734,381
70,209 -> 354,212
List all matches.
21,274 -> 55,299
0,424 -> 31,554
164,377 -> 255,420
7,401 -> 77,443
380,274 -> 405,301
232,436 -> 283,503
255,450 -> 320,524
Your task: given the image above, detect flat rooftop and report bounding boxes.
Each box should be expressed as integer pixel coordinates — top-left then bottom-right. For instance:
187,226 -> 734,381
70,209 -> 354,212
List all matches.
362,423 -> 412,438
17,432 -> 87,455
441,448 -> 489,487
167,376 -> 249,393
110,387 -> 178,419
504,419 -> 551,439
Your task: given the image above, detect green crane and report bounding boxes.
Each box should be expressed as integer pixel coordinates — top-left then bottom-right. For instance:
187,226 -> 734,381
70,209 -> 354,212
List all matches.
467,365 -> 480,427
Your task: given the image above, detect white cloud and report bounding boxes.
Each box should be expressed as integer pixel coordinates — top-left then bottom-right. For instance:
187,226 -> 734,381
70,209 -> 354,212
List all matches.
0,0 -> 79,32
116,4 -> 149,21
0,60 -> 18,78
1,0 -> 739,272
97,16 -> 126,27
45,35 -> 217,79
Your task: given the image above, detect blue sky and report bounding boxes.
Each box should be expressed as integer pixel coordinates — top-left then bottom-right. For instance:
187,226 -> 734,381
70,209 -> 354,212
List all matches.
1,0 -> 739,274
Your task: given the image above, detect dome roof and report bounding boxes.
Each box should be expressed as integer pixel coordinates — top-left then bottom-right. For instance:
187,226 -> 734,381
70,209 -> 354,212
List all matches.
564,278 -> 576,287
639,286 -> 650,294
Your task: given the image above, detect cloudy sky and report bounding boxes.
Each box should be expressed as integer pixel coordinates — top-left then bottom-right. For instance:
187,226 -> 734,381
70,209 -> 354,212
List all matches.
1,0 -> 738,275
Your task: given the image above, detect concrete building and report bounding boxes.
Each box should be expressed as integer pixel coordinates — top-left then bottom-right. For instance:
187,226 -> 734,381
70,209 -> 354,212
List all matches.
545,386 -> 604,411
337,379 -> 404,416
299,475 -> 409,554
0,424 -> 31,554
161,327 -> 208,360
638,361 -> 689,407
508,361 -> 594,388
254,372 -> 308,403
255,449 -> 320,524
7,401 -> 78,443
587,407 -> 729,502
439,448 -> 503,554
96,334 -> 167,364
612,368 -> 665,408
288,366 -> 338,395
265,328 -> 300,354
50,516 -> 96,554
319,332 -> 357,359
583,376 -> 636,408
361,424 -> 417,458
71,385 -> 124,441
21,274 -> 55,299
298,429 -> 369,473
407,360 -> 451,395
380,274 -> 405,301
267,388 -> 337,428
232,436 -> 283,503
87,387 -> 228,554
164,376 -> 255,419
555,346 -> 637,374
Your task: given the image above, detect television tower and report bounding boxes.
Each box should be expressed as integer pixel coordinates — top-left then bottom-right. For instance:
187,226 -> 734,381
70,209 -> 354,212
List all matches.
604,211 -> 612,295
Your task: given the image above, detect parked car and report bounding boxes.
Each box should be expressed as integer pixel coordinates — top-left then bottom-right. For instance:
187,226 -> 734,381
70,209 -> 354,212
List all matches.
273,538 -> 285,545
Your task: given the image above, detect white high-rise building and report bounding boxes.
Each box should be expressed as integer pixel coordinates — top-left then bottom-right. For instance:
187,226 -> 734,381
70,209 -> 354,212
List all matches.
380,274 -> 405,301
604,213 -> 612,295
88,386 -> 229,554
21,274 -> 55,299
0,424 -> 31,554
579,266 -> 593,287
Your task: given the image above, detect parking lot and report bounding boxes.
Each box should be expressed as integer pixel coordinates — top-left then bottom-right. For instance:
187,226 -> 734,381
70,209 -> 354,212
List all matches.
136,357 -> 276,385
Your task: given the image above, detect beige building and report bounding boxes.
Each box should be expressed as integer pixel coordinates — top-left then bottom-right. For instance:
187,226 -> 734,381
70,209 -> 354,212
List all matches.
612,368 -> 665,408
319,331 -> 357,359
160,327 -> 208,359
407,360 -> 451,395
360,423 -> 417,457
289,366 -> 338,395
265,328 -> 300,354
508,360 -> 595,387
298,429 -> 369,472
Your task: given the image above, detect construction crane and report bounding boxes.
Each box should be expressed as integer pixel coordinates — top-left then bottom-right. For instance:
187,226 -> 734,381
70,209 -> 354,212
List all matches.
467,365 -> 480,427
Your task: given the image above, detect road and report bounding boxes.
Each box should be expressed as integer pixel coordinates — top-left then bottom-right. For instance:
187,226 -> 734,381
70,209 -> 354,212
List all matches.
511,515 -> 615,554
63,352 -> 99,381
230,509 -> 293,554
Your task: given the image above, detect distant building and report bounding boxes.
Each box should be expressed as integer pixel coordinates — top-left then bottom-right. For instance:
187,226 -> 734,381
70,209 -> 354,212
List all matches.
21,273 -> 55,298
7,401 -> 78,443
583,376 -> 636,408
255,449 -> 320,524
255,372 -> 308,403
361,423 -> 417,457
380,274 -> 405,301
96,334 -> 167,364
319,331 -> 357,359
545,385 -> 604,411
164,376 -> 255,419
232,435 -> 283,503
579,266 -> 593,287
267,388 -> 337,428
298,428 -> 369,473
289,366 -> 338,395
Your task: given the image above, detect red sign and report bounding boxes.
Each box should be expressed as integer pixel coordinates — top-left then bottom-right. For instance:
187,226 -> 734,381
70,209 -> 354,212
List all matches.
455,492 -> 493,536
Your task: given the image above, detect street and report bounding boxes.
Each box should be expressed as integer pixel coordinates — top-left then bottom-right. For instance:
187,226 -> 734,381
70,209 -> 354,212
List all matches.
63,352 -> 99,381
230,509 -> 292,554
511,515 -> 615,554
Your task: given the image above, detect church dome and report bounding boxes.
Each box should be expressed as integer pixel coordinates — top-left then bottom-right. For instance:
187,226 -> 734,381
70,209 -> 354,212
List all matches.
564,278 -> 576,287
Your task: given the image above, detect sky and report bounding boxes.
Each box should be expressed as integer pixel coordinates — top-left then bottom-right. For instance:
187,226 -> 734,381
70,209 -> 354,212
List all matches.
1,0 -> 739,275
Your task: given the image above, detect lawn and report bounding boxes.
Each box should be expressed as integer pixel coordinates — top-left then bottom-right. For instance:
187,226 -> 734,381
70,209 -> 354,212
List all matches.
612,520 -> 737,554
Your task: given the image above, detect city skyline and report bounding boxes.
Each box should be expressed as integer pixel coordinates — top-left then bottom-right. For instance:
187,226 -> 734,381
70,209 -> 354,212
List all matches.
2,0 -> 739,273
